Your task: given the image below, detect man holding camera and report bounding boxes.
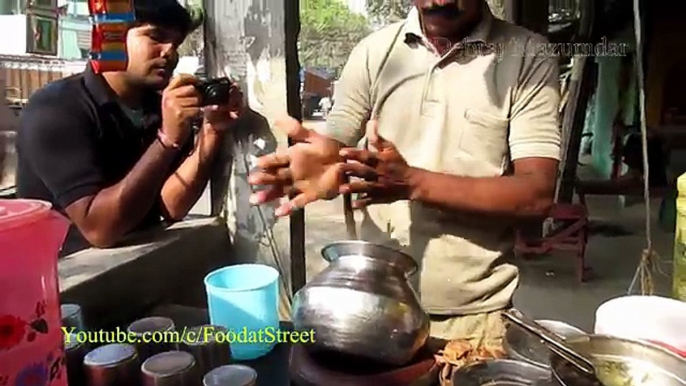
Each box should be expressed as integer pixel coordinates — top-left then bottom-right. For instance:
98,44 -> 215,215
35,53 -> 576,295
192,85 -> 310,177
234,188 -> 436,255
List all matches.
16,0 -> 242,255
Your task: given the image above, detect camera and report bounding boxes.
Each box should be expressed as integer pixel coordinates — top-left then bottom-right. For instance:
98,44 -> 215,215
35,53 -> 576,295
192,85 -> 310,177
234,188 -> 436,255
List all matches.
195,77 -> 233,106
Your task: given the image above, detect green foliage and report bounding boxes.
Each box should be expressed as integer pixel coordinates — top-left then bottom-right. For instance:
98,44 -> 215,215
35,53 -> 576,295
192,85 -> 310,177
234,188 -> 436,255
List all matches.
299,0 -> 371,76
366,0 -> 412,24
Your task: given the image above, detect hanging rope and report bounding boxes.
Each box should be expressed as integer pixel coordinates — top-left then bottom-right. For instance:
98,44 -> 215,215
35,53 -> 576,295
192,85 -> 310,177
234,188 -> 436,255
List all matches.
626,0 -> 659,296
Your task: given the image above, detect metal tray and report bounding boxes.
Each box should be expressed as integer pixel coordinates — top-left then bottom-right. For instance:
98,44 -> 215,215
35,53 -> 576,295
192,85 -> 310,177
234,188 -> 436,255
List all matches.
504,320 -> 587,368
451,359 -> 552,386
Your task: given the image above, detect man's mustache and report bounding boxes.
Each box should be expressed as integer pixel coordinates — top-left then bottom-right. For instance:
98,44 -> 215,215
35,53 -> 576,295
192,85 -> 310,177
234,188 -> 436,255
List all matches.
419,0 -> 463,18
420,5 -> 463,19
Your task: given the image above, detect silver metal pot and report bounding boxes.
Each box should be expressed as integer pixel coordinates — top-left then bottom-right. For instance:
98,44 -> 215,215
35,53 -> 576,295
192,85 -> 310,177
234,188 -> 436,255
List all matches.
291,241 -> 430,367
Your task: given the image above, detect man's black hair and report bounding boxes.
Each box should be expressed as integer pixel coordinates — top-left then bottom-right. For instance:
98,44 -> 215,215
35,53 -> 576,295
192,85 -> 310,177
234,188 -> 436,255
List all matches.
133,0 -> 196,36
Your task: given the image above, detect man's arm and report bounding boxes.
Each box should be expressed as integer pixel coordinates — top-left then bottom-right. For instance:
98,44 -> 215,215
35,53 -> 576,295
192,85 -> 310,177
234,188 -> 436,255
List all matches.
159,127 -> 224,220
407,158 -> 558,218
406,41 -> 562,219
21,104 -> 183,248
314,38 -> 373,147
22,76 -> 201,247
160,83 -> 244,220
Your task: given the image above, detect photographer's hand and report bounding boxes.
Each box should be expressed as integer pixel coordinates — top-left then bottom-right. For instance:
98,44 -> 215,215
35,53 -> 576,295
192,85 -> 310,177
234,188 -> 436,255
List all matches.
202,83 -> 244,134
161,75 -> 201,146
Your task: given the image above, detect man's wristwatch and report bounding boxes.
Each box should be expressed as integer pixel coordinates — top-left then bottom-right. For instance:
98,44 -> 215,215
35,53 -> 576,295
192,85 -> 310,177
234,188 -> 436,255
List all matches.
157,130 -> 181,150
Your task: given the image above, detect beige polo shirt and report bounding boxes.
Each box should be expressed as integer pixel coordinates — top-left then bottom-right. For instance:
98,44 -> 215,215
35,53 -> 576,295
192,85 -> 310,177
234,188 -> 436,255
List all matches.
319,7 -> 561,315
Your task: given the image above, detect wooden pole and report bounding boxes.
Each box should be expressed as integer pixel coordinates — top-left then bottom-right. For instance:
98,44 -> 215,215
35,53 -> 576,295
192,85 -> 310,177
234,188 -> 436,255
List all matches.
284,0 -> 307,295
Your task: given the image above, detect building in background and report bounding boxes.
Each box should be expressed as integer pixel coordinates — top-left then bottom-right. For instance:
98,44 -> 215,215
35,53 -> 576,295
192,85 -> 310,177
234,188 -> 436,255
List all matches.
0,0 -> 90,59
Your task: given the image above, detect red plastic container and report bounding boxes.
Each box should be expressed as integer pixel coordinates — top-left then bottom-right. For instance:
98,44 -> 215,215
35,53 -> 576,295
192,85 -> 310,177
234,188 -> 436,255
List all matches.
0,199 -> 69,385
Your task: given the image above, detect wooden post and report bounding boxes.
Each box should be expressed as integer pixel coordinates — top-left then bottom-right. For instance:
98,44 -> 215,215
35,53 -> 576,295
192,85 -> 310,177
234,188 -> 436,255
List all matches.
285,0 -> 307,294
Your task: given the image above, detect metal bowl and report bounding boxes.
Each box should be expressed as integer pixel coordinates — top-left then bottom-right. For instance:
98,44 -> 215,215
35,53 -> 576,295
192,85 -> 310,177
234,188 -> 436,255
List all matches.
551,335 -> 686,386
504,320 -> 587,368
451,359 -> 553,385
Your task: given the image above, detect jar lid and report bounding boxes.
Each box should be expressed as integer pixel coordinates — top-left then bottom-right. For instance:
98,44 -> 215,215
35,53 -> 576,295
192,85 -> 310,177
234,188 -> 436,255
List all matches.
0,199 -> 52,233
142,351 -> 196,378
84,344 -> 138,368
127,316 -> 175,334
203,365 -> 257,386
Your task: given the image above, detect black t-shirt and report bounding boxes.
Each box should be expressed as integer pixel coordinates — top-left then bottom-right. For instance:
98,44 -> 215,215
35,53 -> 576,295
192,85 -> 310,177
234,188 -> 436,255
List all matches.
16,65 -> 191,256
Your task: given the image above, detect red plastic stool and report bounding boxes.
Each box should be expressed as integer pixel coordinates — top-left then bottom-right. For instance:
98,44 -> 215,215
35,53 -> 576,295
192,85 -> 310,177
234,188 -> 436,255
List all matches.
515,204 -> 591,282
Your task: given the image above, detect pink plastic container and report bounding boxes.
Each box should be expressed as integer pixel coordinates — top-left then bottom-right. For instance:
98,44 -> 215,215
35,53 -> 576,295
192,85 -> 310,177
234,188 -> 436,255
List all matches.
0,199 -> 69,385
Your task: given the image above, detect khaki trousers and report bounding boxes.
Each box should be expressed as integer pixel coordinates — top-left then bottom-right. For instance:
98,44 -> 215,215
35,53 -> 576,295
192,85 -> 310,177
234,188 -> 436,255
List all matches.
429,309 -> 507,348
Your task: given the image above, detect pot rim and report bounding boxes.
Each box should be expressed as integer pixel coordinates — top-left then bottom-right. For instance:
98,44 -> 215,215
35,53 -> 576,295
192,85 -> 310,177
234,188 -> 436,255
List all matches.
550,334 -> 686,385
320,240 -> 419,277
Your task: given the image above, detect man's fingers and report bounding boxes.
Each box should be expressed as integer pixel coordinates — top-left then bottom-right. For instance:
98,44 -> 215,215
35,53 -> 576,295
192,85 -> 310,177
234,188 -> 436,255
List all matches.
275,192 -> 317,217
177,96 -> 202,108
339,149 -> 379,167
339,162 -> 378,181
248,168 -> 293,186
339,180 -> 375,195
249,186 -> 288,205
167,74 -> 198,90
275,115 -> 316,143
255,150 -> 290,170
172,84 -> 201,98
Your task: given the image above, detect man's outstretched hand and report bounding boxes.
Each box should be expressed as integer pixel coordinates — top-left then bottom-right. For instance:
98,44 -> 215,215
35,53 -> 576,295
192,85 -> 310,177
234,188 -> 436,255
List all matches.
339,120 -> 416,209
247,116 -> 375,217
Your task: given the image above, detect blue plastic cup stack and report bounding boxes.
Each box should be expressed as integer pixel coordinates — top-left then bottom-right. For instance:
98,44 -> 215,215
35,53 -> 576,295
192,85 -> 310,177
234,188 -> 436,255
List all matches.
204,264 -> 280,360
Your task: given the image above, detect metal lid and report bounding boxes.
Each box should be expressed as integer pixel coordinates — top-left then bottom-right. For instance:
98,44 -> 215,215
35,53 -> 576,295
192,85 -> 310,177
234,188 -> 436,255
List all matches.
61,304 -> 82,319
128,316 -> 175,334
0,199 -> 52,232
183,325 -> 228,346
84,344 -> 138,368
64,333 -> 85,351
203,365 -> 257,386
142,351 -> 196,378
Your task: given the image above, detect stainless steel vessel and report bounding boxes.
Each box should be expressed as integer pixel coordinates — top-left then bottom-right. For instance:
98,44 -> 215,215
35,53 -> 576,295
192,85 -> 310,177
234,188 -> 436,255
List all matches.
451,359 -> 552,386
551,335 -> 686,386
179,325 -> 232,377
141,351 -> 200,386
83,343 -> 142,386
291,241 -> 430,366
127,316 -> 177,362
504,319 -> 587,368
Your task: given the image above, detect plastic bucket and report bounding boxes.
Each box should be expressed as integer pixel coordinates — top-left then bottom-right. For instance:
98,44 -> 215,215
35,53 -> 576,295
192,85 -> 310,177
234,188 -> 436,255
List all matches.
595,295 -> 686,357
204,264 -> 280,360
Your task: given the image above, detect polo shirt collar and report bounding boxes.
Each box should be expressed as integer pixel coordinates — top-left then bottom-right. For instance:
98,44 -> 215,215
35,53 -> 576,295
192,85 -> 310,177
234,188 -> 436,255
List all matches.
83,63 -> 162,114
84,63 -> 118,106
404,3 -> 494,46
